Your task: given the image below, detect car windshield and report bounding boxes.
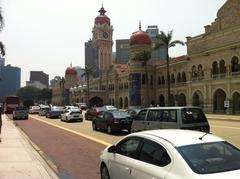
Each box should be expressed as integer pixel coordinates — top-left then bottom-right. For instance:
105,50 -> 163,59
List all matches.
177,141 -> 240,174
112,111 -> 130,118
181,108 -> 207,124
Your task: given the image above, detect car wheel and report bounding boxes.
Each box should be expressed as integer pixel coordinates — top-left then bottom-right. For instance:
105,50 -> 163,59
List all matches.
101,164 -> 110,179
107,125 -> 112,134
92,122 -> 97,130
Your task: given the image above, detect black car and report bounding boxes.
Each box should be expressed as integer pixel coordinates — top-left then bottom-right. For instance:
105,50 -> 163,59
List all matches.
92,110 -> 132,134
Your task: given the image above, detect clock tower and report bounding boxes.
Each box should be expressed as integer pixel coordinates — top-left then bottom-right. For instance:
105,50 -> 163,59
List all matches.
92,5 -> 113,74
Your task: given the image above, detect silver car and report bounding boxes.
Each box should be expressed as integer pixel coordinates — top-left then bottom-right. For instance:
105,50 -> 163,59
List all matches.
13,106 -> 29,120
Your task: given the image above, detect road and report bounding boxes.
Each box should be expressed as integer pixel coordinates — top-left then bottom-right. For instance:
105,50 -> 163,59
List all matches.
11,114 -> 240,179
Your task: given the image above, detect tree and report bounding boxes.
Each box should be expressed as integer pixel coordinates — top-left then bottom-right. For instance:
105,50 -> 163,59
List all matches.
132,49 -> 152,106
17,86 -> 40,105
0,7 -> 5,57
155,30 -> 184,106
81,65 -> 94,106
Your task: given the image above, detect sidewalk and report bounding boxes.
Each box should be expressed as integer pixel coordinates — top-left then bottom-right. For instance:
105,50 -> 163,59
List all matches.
0,115 -> 59,179
206,113 -> 240,121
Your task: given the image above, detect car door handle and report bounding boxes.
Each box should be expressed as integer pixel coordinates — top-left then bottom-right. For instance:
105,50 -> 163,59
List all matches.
124,167 -> 131,174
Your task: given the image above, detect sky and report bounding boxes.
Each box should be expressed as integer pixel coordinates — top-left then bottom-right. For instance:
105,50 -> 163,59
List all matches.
1,0 -> 226,87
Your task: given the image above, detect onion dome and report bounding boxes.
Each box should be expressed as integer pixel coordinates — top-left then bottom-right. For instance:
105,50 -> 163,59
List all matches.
65,63 -> 77,75
129,22 -> 152,46
95,6 -> 110,25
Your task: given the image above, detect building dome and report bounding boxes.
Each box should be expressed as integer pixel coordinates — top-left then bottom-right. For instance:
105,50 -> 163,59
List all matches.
95,6 -> 110,25
129,24 -> 152,46
65,64 -> 77,75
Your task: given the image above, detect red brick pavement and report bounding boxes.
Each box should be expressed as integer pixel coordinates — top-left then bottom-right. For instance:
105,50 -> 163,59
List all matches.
14,118 -> 106,179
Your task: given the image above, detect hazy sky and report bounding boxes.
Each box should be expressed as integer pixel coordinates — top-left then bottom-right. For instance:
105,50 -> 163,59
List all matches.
1,0 -> 226,87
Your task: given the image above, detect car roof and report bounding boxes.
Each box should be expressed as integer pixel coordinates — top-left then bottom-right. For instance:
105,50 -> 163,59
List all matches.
132,129 -> 224,147
140,106 -> 202,110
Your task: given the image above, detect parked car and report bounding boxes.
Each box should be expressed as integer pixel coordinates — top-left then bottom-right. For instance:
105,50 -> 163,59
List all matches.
46,106 -> 64,118
131,106 -> 210,133
38,105 -> 50,116
126,108 -> 141,118
60,108 -> 83,122
85,107 -> 106,121
29,105 -> 41,114
103,105 -> 117,111
76,103 -> 87,110
100,129 -> 240,179
92,110 -> 132,134
13,106 -> 29,120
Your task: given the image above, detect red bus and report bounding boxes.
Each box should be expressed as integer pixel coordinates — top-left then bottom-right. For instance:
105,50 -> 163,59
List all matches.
4,96 -> 21,114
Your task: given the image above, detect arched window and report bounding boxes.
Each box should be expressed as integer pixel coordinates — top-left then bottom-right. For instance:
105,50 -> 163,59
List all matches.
150,75 -> 153,85
119,97 -> 123,108
177,73 -> 181,83
161,76 -> 165,85
171,74 -> 175,84
231,56 -> 239,73
212,61 -> 219,75
158,77 -> 161,85
192,65 -> 197,77
124,97 -> 128,108
219,60 -> 226,74
182,72 -> 186,82
198,64 -> 204,78
142,74 -> 146,84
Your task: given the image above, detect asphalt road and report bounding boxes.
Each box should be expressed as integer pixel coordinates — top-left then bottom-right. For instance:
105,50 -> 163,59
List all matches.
11,114 -> 240,179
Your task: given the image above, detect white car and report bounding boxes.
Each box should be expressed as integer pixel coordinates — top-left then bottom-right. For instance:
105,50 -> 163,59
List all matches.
100,129 -> 240,179
103,105 -> 117,111
60,108 -> 83,122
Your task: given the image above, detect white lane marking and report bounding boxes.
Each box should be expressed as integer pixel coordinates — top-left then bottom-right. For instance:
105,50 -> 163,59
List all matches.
211,125 -> 240,130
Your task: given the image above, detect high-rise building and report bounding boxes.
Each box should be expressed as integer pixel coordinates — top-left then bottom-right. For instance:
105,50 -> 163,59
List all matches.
146,25 -> 159,37
0,64 -> 21,102
29,71 -> 49,89
85,40 -> 99,77
115,39 -> 130,64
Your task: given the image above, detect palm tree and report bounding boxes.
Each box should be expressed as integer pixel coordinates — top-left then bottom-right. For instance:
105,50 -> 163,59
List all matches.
155,30 -> 184,106
132,49 -> 152,106
0,7 -> 5,57
81,65 -> 94,106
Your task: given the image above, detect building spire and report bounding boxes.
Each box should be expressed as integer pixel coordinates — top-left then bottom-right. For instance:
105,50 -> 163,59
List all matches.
99,1 -> 106,15
70,62 -> 72,67
139,20 -> 142,31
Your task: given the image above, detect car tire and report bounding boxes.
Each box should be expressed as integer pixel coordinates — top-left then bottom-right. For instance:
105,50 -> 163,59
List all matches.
101,164 -> 110,179
107,125 -> 112,134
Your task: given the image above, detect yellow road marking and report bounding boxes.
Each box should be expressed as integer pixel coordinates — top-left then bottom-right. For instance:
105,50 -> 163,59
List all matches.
30,116 -> 112,146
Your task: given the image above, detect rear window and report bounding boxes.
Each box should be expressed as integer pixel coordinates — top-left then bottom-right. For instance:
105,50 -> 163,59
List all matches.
112,111 -> 130,118
182,108 -> 207,124
178,141 -> 240,174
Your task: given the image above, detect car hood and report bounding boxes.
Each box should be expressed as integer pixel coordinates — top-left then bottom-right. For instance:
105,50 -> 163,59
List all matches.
199,169 -> 240,179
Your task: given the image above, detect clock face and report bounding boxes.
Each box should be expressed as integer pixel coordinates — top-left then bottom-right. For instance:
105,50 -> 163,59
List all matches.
103,32 -> 109,39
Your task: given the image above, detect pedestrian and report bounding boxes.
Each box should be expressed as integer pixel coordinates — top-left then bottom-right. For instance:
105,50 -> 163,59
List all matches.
0,105 -> 2,142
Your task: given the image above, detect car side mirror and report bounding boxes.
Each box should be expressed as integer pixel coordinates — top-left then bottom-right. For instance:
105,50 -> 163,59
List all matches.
108,145 -> 116,153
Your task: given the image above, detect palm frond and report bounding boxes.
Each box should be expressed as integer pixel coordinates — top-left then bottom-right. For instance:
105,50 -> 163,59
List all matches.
0,41 -> 5,56
0,7 -> 4,31
169,40 -> 184,48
